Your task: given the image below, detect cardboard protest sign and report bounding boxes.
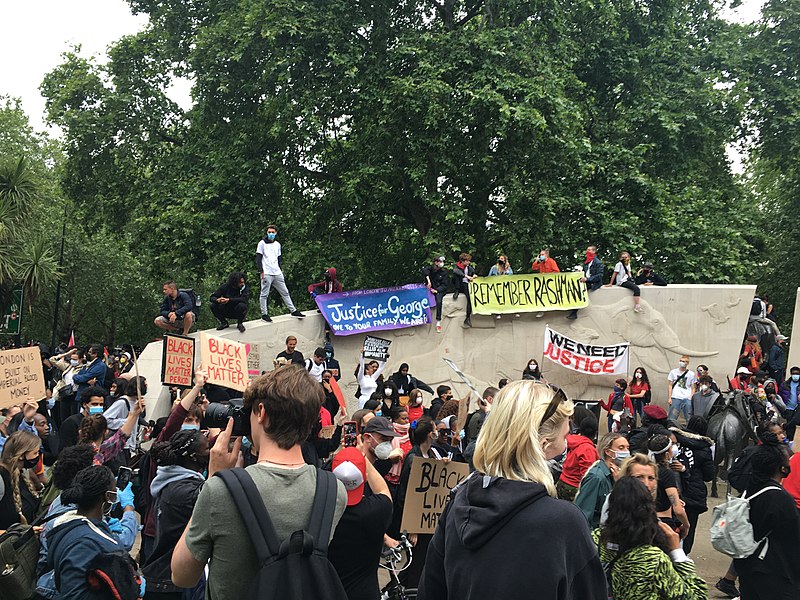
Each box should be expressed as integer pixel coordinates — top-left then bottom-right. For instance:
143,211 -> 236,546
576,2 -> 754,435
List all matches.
0,347 -> 46,409
199,332 -> 248,391
468,272 -> 588,315
315,284 -> 436,336
363,335 -> 392,362
401,458 -> 471,534
161,334 -> 195,388
246,343 -> 262,378
543,325 -> 629,375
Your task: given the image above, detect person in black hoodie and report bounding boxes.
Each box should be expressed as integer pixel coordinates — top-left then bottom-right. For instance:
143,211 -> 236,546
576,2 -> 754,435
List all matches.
142,430 -> 209,599
733,438 -> 799,600
423,256 -> 449,332
210,271 -> 250,333
670,417 -> 715,554
418,380 -> 606,600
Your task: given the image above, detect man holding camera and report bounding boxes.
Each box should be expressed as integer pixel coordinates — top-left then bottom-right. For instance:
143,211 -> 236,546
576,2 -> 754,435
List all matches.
171,366 -> 347,600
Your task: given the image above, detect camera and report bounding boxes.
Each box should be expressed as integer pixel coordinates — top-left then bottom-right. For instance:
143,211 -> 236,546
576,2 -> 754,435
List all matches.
202,399 -> 250,437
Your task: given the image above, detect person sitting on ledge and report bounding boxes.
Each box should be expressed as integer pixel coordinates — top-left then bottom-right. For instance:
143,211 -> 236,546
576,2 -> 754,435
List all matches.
154,281 -> 194,335
210,271 -> 249,333
635,262 -> 668,286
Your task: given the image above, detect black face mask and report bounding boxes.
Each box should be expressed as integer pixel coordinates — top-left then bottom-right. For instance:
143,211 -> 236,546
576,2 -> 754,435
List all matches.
22,456 -> 39,469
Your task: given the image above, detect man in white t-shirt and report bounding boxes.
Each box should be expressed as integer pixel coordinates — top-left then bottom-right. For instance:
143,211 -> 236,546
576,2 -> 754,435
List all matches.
305,347 -> 327,382
667,355 -> 697,423
254,224 -> 304,322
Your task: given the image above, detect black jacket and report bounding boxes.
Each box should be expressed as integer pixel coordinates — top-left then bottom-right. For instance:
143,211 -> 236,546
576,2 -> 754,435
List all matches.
419,475 -> 607,600
634,271 -> 667,286
671,429 -> 715,511
210,281 -> 249,308
159,291 -> 193,318
142,476 -> 204,592
423,265 -> 449,295
389,372 -> 434,396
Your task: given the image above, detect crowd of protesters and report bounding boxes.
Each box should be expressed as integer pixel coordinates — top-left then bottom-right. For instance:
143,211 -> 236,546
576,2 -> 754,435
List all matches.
2,226 -> 798,600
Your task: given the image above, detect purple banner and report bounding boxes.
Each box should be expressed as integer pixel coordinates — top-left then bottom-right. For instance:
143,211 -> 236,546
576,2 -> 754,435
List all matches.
314,284 -> 437,336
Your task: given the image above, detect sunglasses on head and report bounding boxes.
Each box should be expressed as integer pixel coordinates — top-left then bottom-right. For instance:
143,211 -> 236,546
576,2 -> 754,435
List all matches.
541,384 -> 569,425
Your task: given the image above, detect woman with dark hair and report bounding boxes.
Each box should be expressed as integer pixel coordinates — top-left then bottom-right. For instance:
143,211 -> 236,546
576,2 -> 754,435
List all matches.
522,359 -> 545,383
407,389 -> 425,422
356,350 -> 387,408
394,416 -> 447,588
103,376 -> 148,458
734,438 -> 799,599
78,396 -> 142,468
647,434 -> 691,540
378,381 -> 400,415
384,406 -> 411,497
628,367 -> 651,426
389,363 -> 434,396
673,416 -> 715,554
106,377 -> 129,410
47,465 -> 141,599
143,430 -> 210,599
601,378 -> 633,433
597,477 -> 706,599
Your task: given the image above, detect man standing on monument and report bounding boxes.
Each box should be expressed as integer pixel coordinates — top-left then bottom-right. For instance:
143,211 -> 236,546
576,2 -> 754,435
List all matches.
567,245 -> 603,320
254,224 -> 305,322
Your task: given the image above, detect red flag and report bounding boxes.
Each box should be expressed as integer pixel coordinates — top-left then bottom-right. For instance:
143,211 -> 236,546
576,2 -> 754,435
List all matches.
68,330 -> 75,347
329,377 -> 347,415
104,346 -> 109,358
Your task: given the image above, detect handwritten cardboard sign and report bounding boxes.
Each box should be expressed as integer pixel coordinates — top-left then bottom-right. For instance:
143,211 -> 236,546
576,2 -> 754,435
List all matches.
363,335 -> 391,362
161,334 -> 195,388
400,457 -> 470,534
0,347 -> 46,409
200,332 -> 248,391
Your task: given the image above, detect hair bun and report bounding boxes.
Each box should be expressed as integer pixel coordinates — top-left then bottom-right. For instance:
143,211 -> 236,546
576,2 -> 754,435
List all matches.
61,482 -> 85,504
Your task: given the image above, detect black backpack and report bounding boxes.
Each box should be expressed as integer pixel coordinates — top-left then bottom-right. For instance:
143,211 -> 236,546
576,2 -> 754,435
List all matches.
179,288 -> 201,321
84,549 -> 142,600
215,468 -> 348,600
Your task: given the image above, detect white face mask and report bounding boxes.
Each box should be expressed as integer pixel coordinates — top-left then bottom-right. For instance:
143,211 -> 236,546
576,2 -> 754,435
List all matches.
679,361 -> 688,368
384,388 -> 392,396
671,445 -> 680,458
635,372 -> 642,379
700,384 -> 710,393
374,441 -> 393,461
528,363 -> 537,370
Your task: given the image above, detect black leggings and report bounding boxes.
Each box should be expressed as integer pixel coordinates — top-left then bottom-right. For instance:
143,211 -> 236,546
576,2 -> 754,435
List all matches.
620,280 -> 641,297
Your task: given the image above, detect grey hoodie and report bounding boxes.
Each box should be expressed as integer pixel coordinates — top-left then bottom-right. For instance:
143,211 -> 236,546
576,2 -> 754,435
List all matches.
150,465 -> 204,499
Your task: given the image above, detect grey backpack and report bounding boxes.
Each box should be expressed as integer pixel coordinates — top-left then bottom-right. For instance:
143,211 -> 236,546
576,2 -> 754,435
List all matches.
710,486 -> 781,559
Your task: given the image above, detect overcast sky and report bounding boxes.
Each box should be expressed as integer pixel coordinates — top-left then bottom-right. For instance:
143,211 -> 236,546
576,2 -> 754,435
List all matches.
1,0 -> 766,134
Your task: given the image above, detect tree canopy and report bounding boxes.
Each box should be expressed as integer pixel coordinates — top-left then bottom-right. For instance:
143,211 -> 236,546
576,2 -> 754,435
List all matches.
0,0 -> 795,345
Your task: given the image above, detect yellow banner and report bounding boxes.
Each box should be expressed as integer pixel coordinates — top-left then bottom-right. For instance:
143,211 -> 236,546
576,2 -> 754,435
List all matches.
468,272 -> 588,314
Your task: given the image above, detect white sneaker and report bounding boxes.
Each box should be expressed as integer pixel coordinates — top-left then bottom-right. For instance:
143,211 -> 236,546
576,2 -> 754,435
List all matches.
496,315 -> 502,320
634,305 -> 643,313
436,321 -> 442,333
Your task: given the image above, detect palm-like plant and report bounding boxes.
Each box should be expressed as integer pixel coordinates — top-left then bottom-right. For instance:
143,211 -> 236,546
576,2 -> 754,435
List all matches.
0,157 -> 60,306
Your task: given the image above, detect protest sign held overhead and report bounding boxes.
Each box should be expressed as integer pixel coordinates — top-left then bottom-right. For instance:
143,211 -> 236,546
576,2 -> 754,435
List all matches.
469,272 -> 588,315
401,457 -> 471,534
363,335 -> 392,361
199,332 -> 248,391
161,334 -> 195,388
0,346 -> 46,409
543,325 -> 629,376
314,284 -> 436,335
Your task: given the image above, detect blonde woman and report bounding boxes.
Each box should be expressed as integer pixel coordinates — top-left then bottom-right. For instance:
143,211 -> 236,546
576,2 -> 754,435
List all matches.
418,381 -> 607,600
0,431 -> 42,527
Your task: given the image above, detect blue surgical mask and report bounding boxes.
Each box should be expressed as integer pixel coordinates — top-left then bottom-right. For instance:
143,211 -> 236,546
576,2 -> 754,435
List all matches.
88,406 -> 104,415
181,423 -> 200,431
326,352 -> 332,359
375,410 -> 382,417
70,359 -> 79,366
792,374 -> 800,383
241,436 -> 252,450
267,232 -> 277,241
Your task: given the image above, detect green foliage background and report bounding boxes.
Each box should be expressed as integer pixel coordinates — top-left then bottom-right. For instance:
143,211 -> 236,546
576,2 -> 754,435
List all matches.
2,0 -> 798,346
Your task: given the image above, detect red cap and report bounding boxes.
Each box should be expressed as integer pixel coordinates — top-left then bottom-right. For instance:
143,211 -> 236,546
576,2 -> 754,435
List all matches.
332,447 -> 366,506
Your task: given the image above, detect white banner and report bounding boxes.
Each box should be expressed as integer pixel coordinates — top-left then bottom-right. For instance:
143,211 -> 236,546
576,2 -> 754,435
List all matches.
542,325 -> 629,376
